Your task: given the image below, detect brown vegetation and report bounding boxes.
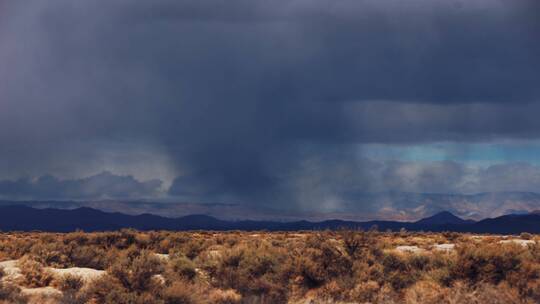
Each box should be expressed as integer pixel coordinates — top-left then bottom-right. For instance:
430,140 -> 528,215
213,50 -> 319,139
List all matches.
0,266 -> 26,304
0,230 -> 540,303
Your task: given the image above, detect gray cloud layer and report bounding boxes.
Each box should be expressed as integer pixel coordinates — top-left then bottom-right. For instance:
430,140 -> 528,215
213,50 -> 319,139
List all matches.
0,0 -> 539,214
0,172 -> 163,200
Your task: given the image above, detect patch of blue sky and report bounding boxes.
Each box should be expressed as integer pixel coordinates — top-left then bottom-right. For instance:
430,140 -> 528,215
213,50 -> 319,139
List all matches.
360,140 -> 540,167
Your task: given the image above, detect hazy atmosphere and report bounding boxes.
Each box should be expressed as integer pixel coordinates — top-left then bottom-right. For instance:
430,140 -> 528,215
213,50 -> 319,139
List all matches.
1,0 -> 540,220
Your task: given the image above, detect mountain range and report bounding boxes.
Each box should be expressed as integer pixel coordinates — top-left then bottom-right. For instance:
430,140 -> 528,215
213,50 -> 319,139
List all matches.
3,191 -> 540,222
0,205 -> 539,234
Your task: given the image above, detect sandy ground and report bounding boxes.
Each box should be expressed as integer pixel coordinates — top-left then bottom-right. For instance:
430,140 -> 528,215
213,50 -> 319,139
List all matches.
154,253 -> 170,260
46,267 -> 106,282
499,239 -> 536,247
432,243 -> 455,251
392,237 -> 536,254
0,259 -> 23,283
395,245 -> 426,254
1,258 -> 107,303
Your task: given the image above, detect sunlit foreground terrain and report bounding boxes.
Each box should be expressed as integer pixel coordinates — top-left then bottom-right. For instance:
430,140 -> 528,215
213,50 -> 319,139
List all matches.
1,230 -> 539,304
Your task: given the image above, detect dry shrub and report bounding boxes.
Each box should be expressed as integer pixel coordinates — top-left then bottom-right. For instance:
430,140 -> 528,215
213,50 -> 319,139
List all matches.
54,274 -> 87,304
0,280 -> 26,304
84,274 -> 136,304
168,253 -> 197,281
349,280 -> 380,303
404,280 -> 448,304
29,242 -> 70,267
446,281 -> 522,304
506,259 -> 540,301
181,240 -> 206,260
294,237 -> 352,289
373,284 -> 400,304
195,247 -> 223,276
208,289 -> 242,304
84,275 -> 164,304
442,232 -> 461,242
313,280 -> 345,301
451,243 -> 524,284
162,281 -> 204,304
339,229 -> 378,258
521,233 -> 533,240
109,248 -> 164,292
70,245 -> 116,269
53,274 -> 84,292
214,242 -> 290,302
18,256 -> 54,288
381,252 -> 419,290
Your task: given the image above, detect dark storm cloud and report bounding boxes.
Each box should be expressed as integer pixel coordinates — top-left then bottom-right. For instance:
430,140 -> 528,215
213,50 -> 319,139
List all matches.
0,172 -> 163,200
0,0 -> 539,207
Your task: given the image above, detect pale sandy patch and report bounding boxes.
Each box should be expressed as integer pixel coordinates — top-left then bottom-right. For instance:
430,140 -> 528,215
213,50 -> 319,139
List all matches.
21,286 -> 62,304
46,267 -> 106,282
432,244 -> 455,252
155,253 -> 170,260
499,239 -> 536,247
152,274 -> 166,285
395,246 -> 426,254
207,250 -> 222,259
0,259 -> 23,283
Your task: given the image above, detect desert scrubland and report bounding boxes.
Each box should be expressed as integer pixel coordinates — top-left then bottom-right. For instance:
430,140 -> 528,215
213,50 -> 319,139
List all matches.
1,230 -> 539,304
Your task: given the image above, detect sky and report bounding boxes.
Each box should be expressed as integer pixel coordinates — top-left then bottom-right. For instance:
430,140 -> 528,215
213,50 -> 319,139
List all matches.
0,0 -> 539,219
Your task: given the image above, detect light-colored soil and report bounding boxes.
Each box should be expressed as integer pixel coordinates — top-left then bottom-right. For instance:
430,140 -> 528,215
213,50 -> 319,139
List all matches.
0,259 -> 23,283
499,239 -> 536,247
21,286 -> 62,297
432,243 -> 455,251
46,267 -> 106,282
395,245 -> 426,254
154,253 -> 170,260
21,286 -> 62,304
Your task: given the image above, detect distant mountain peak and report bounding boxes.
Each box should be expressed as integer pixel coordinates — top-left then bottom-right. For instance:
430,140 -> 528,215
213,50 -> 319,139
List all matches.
433,211 -> 455,217
415,211 -> 472,225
